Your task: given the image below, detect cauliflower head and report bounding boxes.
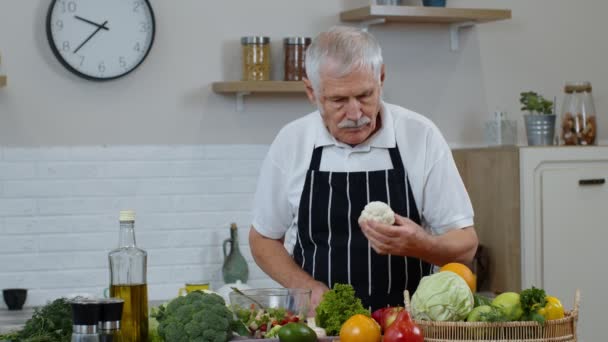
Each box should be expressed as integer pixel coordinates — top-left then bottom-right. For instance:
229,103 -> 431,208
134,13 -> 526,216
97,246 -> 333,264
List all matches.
358,201 -> 395,226
154,291 -> 235,342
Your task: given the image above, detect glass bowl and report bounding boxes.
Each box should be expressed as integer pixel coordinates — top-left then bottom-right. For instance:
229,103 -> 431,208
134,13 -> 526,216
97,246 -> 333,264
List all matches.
229,288 -> 311,319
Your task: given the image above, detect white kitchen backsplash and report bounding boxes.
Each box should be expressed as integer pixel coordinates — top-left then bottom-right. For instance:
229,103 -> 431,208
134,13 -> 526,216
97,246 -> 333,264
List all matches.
0,144 -> 279,308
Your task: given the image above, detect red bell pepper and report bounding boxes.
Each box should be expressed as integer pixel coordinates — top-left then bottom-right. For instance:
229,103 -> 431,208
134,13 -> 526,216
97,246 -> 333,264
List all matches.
382,311 -> 424,342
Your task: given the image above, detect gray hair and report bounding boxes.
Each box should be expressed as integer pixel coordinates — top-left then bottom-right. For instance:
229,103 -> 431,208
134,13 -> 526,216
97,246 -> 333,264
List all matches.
305,26 -> 383,95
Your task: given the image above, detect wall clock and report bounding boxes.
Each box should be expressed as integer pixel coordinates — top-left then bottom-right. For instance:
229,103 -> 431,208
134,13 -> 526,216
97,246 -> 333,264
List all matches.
46,0 -> 156,81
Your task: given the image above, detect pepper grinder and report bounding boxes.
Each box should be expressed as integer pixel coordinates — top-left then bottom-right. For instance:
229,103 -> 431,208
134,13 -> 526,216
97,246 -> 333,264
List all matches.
71,298 -> 101,342
99,298 -> 124,342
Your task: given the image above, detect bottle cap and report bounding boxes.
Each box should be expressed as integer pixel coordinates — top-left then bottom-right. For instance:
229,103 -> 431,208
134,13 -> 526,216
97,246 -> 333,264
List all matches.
70,298 -> 101,326
119,210 -> 135,222
99,298 -> 124,323
284,37 -> 312,45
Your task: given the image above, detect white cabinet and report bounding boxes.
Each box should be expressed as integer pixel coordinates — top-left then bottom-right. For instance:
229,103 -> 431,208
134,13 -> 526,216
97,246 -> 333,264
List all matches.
454,146 -> 608,341
520,147 -> 608,342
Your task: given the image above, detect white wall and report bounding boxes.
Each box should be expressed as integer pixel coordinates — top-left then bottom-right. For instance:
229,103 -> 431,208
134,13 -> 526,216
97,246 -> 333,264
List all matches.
0,144 -> 278,307
1,0 -> 608,306
1,0 -> 605,146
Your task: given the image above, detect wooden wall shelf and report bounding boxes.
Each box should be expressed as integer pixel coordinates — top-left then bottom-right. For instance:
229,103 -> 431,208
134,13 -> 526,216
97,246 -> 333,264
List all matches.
340,5 -> 511,51
340,5 -> 511,24
212,81 -> 306,94
211,81 -> 306,111
0,75 -> 6,88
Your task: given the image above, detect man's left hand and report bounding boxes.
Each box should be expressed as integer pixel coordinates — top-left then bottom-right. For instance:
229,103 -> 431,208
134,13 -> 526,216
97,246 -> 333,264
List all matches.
359,214 -> 430,257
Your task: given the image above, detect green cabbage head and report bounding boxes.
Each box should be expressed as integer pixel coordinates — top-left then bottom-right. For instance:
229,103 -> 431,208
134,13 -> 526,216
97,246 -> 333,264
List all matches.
411,271 -> 474,321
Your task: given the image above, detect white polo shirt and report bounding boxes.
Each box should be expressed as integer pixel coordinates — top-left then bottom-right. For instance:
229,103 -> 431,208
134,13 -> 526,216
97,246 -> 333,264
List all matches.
252,102 -> 474,253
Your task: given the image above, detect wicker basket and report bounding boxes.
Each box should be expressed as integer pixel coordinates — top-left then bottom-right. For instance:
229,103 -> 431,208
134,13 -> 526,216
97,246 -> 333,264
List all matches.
403,289 -> 580,342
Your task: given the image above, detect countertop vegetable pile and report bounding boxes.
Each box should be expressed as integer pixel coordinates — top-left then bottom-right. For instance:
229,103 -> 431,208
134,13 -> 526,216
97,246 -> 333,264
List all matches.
407,263 -> 565,326
146,270 -> 566,341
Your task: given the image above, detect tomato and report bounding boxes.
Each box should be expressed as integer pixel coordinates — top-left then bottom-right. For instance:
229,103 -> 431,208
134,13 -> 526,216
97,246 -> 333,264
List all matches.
339,314 -> 381,342
278,322 -> 317,342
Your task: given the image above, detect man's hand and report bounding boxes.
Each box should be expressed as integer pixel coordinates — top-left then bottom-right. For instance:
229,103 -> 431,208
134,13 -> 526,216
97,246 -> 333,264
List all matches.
305,279 -> 329,317
360,215 -> 479,266
249,226 -> 331,317
359,214 -> 430,257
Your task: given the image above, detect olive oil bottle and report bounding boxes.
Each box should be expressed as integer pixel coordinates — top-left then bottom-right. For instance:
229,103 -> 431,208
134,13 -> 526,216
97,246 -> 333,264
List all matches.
109,210 -> 148,342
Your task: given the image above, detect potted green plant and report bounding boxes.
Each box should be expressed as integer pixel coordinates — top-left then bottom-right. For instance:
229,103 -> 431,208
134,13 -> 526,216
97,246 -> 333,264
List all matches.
520,91 -> 556,145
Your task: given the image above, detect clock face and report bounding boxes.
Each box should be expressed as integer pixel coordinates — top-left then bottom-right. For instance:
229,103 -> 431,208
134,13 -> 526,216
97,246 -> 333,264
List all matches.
46,0 -> 155,81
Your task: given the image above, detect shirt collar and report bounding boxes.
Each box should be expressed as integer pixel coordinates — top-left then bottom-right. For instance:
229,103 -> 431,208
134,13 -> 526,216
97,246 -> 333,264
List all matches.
314,101 -> 396,150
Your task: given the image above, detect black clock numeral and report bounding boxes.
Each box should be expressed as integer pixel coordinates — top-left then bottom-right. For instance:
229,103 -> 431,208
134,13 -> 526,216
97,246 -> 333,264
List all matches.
133,1 -> 143,12
55,20 -> 64,31
62,41 -> 70,52
98,62 -> 106,73
134,42 -> 141,52
119,57 -> 127,69
61,1 -> 77,13
139,22 -> 151,33
79,55 -> 85,66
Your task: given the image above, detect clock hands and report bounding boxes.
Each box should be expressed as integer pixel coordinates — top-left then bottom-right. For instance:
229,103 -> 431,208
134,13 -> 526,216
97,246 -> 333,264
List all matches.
73,20 -> 109,54
74,15 -> 110,31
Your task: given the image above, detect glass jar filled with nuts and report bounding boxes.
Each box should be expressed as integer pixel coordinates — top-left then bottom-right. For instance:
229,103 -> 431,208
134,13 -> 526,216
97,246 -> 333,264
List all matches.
241,36 -> 271,81
560,81 -> 597,145
284,37 -> 311,81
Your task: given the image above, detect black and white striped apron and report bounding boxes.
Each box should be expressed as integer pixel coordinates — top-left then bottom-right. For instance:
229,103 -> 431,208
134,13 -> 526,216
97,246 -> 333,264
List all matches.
293,144 -> 433,310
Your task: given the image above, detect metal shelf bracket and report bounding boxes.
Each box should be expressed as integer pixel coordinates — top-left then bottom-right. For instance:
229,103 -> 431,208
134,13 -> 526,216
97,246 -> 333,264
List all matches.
236,91 -> 251,112
449,21 -> 475,51
360,18 -> 386,32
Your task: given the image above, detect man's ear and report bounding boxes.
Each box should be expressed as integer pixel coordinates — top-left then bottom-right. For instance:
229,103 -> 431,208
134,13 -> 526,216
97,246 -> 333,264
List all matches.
303,77 -> 317,105
380,64 -> 386,87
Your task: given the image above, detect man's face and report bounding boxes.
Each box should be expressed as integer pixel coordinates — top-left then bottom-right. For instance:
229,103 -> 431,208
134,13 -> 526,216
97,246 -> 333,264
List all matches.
305,65 -> 385,146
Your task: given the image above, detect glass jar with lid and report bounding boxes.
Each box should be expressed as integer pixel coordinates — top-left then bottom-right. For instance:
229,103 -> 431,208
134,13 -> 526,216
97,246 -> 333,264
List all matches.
560,81 -> 598,145
284,37 -> 311,81
241,36 -> 271,81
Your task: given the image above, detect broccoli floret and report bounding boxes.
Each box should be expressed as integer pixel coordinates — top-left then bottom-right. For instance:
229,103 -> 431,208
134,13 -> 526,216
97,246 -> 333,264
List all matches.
153,291 -> 238,342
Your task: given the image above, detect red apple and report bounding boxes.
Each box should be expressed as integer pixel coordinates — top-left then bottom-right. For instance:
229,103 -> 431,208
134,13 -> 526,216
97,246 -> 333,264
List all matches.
371,307 -> 388,327
381,306 -> 405,330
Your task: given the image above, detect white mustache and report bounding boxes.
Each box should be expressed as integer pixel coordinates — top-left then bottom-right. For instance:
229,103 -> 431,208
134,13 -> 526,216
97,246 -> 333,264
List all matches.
337,116 -> 372,129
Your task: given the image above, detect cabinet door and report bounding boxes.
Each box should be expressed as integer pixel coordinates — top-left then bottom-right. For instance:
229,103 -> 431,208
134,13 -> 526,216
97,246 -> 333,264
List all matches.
542,165 -> 608,342
453,147 -> 520,292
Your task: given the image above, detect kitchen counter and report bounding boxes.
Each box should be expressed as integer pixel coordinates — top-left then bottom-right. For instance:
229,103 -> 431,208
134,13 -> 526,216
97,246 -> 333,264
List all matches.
0,300 -> 167,335
0,308 -> 34,335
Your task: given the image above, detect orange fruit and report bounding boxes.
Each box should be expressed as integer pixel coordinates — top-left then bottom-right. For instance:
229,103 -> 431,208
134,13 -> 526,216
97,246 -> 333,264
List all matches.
439,262 -> 477,293
339,314 -> 381,342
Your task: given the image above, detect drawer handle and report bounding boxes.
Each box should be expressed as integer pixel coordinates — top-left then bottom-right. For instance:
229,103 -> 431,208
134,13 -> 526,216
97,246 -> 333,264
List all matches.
579,178 -> 605,186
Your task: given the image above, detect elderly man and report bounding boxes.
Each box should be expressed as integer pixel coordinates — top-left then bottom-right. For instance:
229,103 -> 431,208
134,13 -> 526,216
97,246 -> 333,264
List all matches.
249,26 -> 478,312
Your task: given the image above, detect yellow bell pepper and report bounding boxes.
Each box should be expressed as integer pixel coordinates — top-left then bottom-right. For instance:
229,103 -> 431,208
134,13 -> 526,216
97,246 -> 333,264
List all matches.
538,296 -> 565,320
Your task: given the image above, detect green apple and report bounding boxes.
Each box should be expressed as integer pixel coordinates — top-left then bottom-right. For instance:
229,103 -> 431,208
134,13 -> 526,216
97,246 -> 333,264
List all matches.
492,292 -> 523,321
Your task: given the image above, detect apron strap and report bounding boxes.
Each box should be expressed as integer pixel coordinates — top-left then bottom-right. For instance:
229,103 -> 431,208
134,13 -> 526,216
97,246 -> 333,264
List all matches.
309,146 -> 324,171
388,145 -> 405,171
